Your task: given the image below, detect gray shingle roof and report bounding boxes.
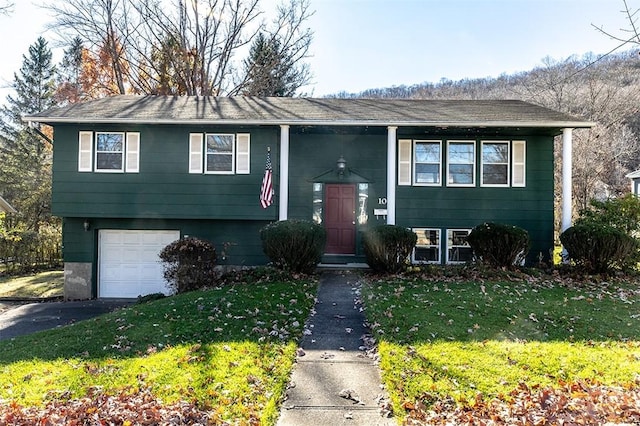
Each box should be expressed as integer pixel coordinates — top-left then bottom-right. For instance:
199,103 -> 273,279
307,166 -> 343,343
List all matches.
24,95 -> 593,128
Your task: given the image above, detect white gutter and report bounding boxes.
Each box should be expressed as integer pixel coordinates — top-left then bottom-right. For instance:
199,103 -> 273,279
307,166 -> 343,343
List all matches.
22,116 -> 596,129
279,125 -> 289,221
386,126 -> 397,225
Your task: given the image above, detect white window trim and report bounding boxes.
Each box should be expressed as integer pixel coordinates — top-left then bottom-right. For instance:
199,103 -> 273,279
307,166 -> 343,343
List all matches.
125,132 -> 140,173
235,133 -> 251,175
412,227 -> 441,264
189,133 -> 204,174
512,140 -> 526,187
205,133 -> 236,175
397,139 -> 412,186
480,140 -> 510,188
78,131 -> 93,172
95,132 -> 125,173
446,140 -> 476,187
446,228 -> 473,264
413,140 -> 442,186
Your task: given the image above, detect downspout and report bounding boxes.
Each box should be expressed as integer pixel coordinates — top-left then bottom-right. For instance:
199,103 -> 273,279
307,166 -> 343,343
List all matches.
561,128 -> 573,233
279,125 -> 290,221
387,126 -> 397,225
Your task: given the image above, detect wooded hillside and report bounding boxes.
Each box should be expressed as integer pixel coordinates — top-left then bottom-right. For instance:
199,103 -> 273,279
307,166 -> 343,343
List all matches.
334,50 -> 640,231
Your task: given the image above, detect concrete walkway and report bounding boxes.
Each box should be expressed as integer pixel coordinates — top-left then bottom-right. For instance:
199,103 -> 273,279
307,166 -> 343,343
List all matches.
277,270 -> 396,426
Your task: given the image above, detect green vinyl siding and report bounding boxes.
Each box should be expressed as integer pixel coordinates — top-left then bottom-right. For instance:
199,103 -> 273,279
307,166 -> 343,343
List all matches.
396,134 -> 554,263
286,127 -> 388,259
52,124 -> 279,220
63,217 -> 271,287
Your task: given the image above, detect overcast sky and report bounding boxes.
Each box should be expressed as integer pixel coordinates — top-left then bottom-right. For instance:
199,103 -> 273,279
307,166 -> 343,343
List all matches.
0,0 -> 636,99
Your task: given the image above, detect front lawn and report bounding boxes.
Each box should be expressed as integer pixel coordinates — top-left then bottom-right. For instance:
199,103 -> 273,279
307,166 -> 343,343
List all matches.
0,274 -> 317,424
0,270 -> 64,298
362,271 -> 640,423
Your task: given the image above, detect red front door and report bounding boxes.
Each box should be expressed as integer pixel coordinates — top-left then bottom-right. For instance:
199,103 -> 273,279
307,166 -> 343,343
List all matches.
324,184 -> 356,254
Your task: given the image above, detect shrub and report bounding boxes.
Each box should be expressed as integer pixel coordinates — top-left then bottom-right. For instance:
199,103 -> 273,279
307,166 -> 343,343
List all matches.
159,237 -> 217,293
466,222 -> 530,268
574,194 -> 640,269
559,224 -> 638,273
260,220 -> 326,274
362,225 -> 417,273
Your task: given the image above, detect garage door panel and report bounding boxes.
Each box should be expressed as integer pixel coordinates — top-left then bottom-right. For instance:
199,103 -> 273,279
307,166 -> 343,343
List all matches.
99,230 -> 179,298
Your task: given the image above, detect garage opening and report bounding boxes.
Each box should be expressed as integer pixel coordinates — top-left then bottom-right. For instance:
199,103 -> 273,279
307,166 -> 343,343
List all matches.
98,230 -> 180,298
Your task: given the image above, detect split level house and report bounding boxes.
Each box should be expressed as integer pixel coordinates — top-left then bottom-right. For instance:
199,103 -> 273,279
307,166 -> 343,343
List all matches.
25,96 -> 593,299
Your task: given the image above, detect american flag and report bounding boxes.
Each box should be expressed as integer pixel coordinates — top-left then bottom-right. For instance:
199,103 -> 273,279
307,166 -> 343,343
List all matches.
260,148 -> 273,208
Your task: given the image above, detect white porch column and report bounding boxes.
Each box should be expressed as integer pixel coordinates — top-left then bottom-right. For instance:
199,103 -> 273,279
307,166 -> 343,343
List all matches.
279,125 -> 290,221
561,128 -> 573,232
386,126 -> 397,225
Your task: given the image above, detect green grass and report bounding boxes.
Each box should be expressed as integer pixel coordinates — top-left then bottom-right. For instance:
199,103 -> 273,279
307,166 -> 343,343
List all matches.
0,270 -> 64,298
0,277 -> 317,424
362,275 -> 640,419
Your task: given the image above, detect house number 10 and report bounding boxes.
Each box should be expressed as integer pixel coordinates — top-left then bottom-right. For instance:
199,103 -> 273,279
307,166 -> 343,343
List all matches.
378,198 -> 387,205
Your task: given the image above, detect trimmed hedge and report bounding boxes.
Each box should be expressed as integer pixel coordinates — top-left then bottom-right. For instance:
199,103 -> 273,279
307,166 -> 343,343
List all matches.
260,220 -> 326,274
466,222 -> 530,268
363,225 -> 417,273
560,224 -> 638,273
159,237 -> 217,294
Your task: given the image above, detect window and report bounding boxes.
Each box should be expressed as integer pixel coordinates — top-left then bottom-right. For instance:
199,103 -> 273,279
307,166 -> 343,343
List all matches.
447,229 -> 473,264
447,141 -> 475,186
313,183 -> 323,224
412,228 -> 440,263
96,132 -> 124,171
206,134 -> 234,173
399,138 -> 525,188
481,141 -> 509,186
189,133 -> 250,175
78,131 -> 140,173
414,141 -> 441,185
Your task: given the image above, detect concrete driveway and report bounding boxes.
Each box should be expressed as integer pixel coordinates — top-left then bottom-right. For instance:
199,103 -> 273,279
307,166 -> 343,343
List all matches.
0,299 -> 133,341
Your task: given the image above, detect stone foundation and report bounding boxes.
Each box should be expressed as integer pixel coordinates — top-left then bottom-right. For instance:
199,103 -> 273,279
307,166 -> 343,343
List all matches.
64,262 -> 93,300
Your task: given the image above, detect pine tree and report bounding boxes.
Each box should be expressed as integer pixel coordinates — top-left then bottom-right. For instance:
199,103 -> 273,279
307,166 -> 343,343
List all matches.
242,32 -> 308,97
0,37 -> 57,231
56,36 -> 85,104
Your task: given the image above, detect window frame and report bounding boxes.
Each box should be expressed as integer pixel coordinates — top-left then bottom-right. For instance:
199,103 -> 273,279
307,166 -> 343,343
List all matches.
480,140 -> 510,187
413,140 -> 442,186
204,133 -> 236,175
446,228 -> 473,264
446,140 -> 476,187
95,132 -> 126,173
412,228 -> 441,264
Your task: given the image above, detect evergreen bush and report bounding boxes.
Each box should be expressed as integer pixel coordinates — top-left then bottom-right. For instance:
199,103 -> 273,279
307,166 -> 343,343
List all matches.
260,220 -> 326,274
466,222 -> 530,268
159,237 -> 217,293
362,225 -> 417,273
559,224 -> 638,273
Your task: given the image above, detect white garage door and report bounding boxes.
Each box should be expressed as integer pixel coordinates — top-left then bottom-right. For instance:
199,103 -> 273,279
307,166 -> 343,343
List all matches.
98,230 -> 180,298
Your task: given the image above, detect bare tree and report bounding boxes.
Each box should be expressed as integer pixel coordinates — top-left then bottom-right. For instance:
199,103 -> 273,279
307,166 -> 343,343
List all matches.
592,0 -> 640,47
45,0 -> 312,96
0,1 -> 13,15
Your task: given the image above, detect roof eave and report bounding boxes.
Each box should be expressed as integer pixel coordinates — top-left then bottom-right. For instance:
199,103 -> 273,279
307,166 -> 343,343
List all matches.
23,116 -> 596,129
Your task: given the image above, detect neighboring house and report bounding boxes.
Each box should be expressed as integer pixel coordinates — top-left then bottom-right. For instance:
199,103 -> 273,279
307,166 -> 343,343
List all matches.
0,195 -> 16,214
25,96 -> 592,299
627,170 -> 640,195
